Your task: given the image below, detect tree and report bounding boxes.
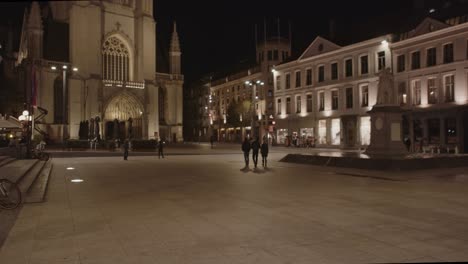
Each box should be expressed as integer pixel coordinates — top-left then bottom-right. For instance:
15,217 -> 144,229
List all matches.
226,99 -> 252,128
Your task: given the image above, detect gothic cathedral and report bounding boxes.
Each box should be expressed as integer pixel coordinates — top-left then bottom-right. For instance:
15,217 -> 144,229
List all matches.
17,0 -> 183,143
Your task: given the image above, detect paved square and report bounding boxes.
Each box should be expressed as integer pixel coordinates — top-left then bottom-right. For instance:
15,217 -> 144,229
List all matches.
1,152 -> 468,263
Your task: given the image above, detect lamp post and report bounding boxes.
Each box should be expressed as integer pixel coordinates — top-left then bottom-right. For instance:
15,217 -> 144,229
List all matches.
51,65 -> 78,145
18,110 -> 32,158
245,80 -> 264,139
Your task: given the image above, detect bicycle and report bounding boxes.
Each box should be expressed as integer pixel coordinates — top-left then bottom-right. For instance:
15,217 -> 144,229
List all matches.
0,178 -> 22,210
31,148 -> 50,161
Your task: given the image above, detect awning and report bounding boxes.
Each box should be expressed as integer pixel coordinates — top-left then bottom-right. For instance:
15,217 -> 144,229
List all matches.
0,118 -> 22,129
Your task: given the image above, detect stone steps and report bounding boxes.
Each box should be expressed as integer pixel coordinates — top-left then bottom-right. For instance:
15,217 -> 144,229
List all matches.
0,158 -> 53,204
24,161 -> 53,203
0,156 -> 15,168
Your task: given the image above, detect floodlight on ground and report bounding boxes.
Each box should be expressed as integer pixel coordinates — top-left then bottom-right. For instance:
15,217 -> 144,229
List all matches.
62,65 -> 67,70
66,167 -> 75,170
73,67 -> 78,72
51,66 -> 57,70
71,179 -> 83,183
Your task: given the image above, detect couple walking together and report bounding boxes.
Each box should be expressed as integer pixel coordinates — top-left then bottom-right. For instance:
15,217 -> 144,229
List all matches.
242,137 -> 269,169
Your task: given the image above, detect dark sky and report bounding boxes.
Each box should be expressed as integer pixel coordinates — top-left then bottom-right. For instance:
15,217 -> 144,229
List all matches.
2,0 -> 467,87
155,0 -> 468,86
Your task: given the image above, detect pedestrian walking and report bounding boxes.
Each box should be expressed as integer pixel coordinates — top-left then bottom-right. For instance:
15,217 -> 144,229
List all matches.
158,138 -> 165,159
261,140 -> 269,168
123,139 -> 129,160
241,137 -> 251,168
251,137 -> 260,168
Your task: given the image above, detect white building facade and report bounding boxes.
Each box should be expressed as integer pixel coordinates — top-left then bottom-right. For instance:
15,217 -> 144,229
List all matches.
392,18 -> 468,152
273,35 -> 391,148
273,17 -> 468,151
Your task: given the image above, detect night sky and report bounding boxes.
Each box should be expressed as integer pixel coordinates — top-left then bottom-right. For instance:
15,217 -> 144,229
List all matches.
1,0 -> 467,87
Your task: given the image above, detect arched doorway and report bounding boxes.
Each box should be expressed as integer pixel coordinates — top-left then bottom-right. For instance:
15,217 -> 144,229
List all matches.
104,92 -> 143,139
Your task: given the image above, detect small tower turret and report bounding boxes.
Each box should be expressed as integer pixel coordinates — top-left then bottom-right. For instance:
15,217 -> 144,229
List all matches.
169,21 -> 181,75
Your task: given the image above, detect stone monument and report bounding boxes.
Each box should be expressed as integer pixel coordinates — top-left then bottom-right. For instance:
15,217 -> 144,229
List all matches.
365,68 -> 407,156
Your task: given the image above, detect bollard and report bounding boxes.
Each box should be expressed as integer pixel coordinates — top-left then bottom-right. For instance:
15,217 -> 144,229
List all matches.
455,145 -> 459,154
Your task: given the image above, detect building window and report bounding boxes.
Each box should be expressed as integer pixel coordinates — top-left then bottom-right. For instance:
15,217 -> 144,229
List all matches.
443,43 -> 454,64
428,78 -> 438,104
318,119 -> 327,144
319,92 -> 324,111
346,87 -> 353,109
276,75 -> 282,90
277,99 -> 281,115
268,50 -> 273,61
360,55 -> 369,75
345,59 -> 353,77
306,69 -> 312,85
268,89 -> 273,97
332,90 -> 339,110
295,71 -> 301,88
296,96 -> 301,113
398,82 -> 407,105
286,97 -> 291,114
102,36 -> 130,81
427,47 -> 437,67
444,75 -> 455,102
331,62 -> 338,80
428,118 -> 440,144
397,54 -> 405,72
377,51 -> 386,70
306,94 -> 312,112
446,118 -> 457,144
273,49 -> 279,60
411,51 -> 421,70
412,80 -> 421,105
53,76 -> 66,124
285,73 -> 291,89
331,118 -> 340,145
318,65 -> 325,82
361,84 -> 369,107
360,116 -> 371,145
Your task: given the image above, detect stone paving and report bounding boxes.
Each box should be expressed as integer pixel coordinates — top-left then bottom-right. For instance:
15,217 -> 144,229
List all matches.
1,152 -> 468,263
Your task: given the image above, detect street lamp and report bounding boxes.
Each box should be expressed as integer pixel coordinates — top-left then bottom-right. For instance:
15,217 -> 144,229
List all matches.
51,64 -> 78,144
18,109 -> 32,158
245,80 -> 264,139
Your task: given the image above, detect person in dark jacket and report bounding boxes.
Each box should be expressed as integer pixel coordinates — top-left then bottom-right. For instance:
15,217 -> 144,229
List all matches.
241,137 -> 251,168
261,140 -> 269,168
251,137 -> 260,168
158,139 -> 165,159
123,139 -> 129,160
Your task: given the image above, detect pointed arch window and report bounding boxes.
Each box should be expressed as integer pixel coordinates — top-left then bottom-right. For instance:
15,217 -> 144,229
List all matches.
102,36 -> 130,81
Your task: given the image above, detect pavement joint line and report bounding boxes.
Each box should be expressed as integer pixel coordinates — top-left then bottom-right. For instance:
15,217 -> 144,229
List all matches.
333,172 -> 407,181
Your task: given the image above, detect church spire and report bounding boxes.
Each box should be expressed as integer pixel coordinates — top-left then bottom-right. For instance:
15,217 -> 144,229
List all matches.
170,21 -> 180,53
169,21 -> 181,75
26,1 -> 43,60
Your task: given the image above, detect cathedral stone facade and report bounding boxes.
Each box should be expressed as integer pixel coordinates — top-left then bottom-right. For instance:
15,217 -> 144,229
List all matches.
17,0 -> 183,143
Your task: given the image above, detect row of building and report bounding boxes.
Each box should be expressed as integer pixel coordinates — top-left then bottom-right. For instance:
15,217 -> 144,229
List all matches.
188,14 -> 468,152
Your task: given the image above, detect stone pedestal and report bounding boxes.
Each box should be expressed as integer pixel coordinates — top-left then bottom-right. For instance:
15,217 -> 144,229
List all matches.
365,105 -> 407,157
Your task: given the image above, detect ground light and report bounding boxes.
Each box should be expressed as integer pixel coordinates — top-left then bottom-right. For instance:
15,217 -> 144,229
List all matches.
66,167 -> 75,170
70,179 -> 84,183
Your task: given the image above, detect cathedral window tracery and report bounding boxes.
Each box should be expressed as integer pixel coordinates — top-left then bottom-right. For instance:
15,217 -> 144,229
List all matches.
102,36 -> 130,81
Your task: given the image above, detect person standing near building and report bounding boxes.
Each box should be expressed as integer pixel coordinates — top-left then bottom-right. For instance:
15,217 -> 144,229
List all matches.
261,140 -> 269,168
158,138 -> 165,159
123,139 -> 129,160
241,137 -> 251,168
251,137 -> 260,168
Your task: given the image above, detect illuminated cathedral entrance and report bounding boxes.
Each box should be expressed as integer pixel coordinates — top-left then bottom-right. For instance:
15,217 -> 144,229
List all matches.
104,92 -> 144,139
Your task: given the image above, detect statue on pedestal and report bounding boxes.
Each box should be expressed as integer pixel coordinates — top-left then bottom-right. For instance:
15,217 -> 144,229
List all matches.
376,68 -> 396,106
